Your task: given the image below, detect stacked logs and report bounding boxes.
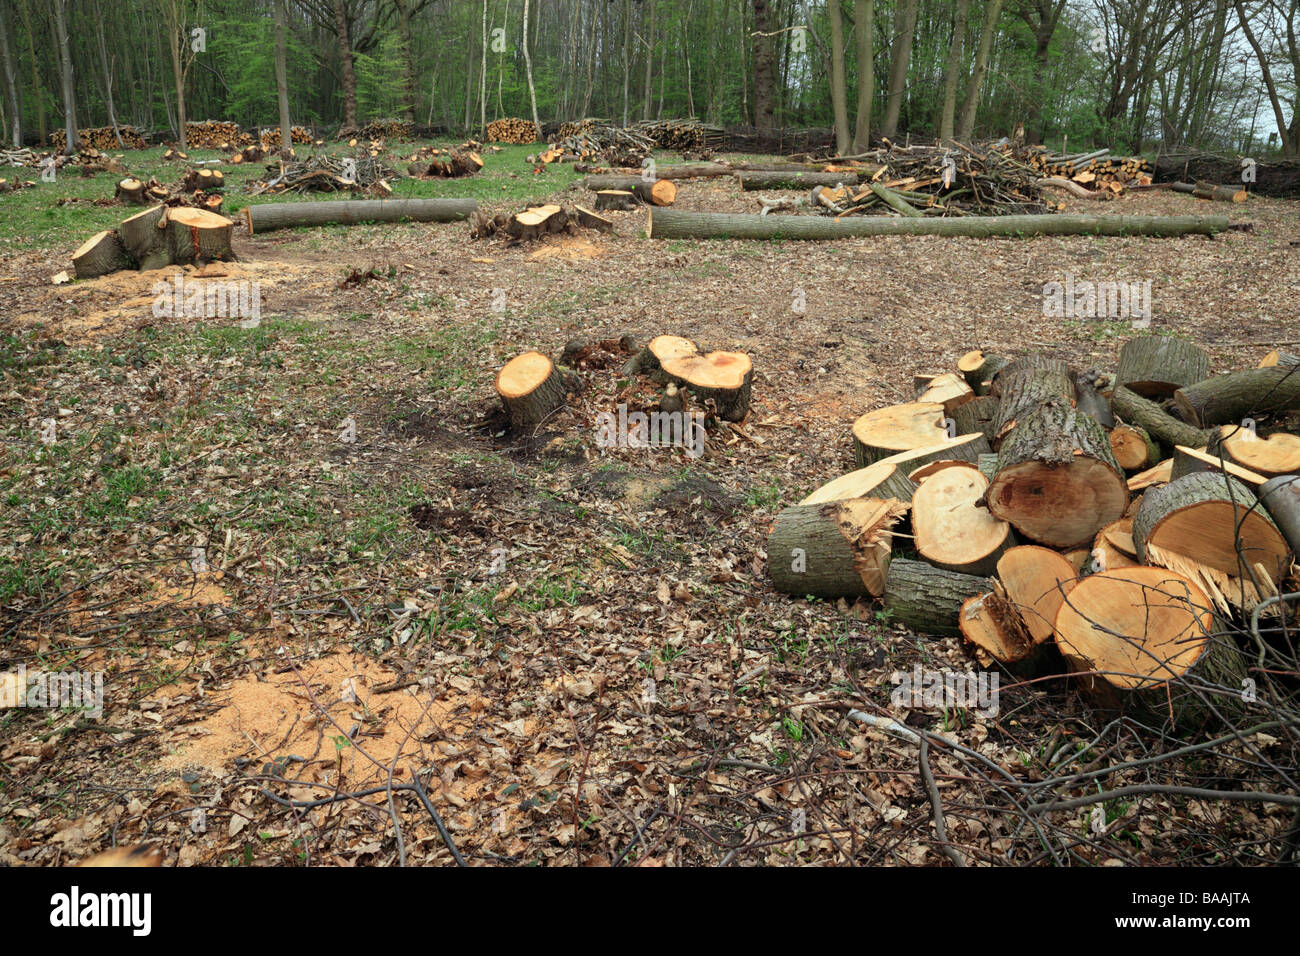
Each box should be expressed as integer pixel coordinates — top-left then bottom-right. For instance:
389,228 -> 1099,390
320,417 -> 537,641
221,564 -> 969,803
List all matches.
486,118 -> 539,144
69,203 -> 234,278
49,126 -> 149,151
1024,146 -> 1154,193
259,126 -> 314,149
185,120 -> 253,149
767,336 -> 1299,728
633,118 -> 724,153
357,118 -> 413,141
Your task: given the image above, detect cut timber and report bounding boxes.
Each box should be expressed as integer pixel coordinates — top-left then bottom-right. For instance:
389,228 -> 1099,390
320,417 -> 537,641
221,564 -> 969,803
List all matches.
949,395 -> 998,441
799,461 -> 916,505
1173,366 -> 1300,427
1110,385 -> 1210,451
875,434 -> 992,471
996,546 -> 1078,644
183,168 -> 225,192
496,351 -> 566,429
958,350 -> 1009,395
1260,476 -> 1300,553
1132,471 -> 1291,614
1259,350 -> 1300,369
985,400 -> 1129,548
574,206 -> 613,232
909,459 -> 980,483
71,230 -> 133,279
738,171 -> 860,190
1212,425 -> 1300,477
767,498 -> 906,599
1192,181 -> 1248,202
991,365 -> 1076,446
912,466 -> 1013,576
959,584 -> 1039,671
914,373 -> 975,415
646,210 -> 1234,241
1169,445 -> 1268,487
506,204 -> 569,241
119,205 -> 171,271
1053,567 -> 1244,725
852,402 -> 948,467
166,207 -> 235,264
624,335 -> 699,378
989,356 -> 1072,394
115,177 -> 146,204
243,198 -> 477,234
658,350 -> 753,422
593,190 -> 636,211
1128,459 -> 1173,492
1093,519 -> 1140,572
1109,424 -> 1158,470
581,175 -> 676,205
883,559 -> 993,637
1114,336 -> 1209,399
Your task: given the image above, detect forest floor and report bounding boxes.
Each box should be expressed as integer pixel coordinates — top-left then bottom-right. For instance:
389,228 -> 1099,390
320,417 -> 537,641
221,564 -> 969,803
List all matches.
1,140 -> 1298,866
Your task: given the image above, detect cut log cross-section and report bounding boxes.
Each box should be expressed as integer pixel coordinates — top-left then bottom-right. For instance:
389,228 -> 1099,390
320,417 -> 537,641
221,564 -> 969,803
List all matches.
623,335 -> 699,378
659,349 -> 753,422
1114,336 -> 1209,398
957,350 -> 1009,395
767,498 -> 907,599
1169,445 -> 1268,487
985,399 -> 1129,549
71,230 -> 134,279
914,372 -> 975,415
115,177 -> 146,204
996,545 -> 1078,645
119,204 -> 171,271
852,402 -> 949,467
496,351 -> 567,429
1109,424 -> 1159,470
911,465 -> 1013,576
1212,425 -> 1300,478
799,461 -> 917,505
166,207 -> 235,264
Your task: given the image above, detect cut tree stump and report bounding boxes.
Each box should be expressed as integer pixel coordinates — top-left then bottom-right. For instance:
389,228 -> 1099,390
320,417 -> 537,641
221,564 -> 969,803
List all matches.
949,395 -> 998,441
496,351 -> 567,429
957,350 -> 1009,395
71,230 -> 133,279
593,190 -> 637,211
767,498 -> 907,599
623,335 -> 699,378
852,402 -> 948,467
799,461 -> 916,505
658,349 -> 753,421
1169,445 -> 1268,487
914,372 -> 975,415
119,205 -> 171,271
115,177 -> 146,204
182,168 -> 225,192
1109,424 -> 1158,470
912,466 -> 1013,576
243,198 -> 477,234
996,545 -> 1078,644
1260,475 -> 1300,553
985,399 -> 1128,548
1132,471 -> 1291,614
1211,425 -> 1300,477
883,559 -> 993,637
1110,385 -> 1210,452
1053,566 -> 1243,725
1114,336 -> 1209,398
1173,366 -> 1300,427
506,204 -> 569,241
574,206 -> 613,232
166,207 -> 235,264
991,365 -> 1076,446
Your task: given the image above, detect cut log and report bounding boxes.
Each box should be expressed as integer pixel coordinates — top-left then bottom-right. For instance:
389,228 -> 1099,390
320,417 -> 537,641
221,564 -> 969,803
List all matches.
496,351 -> 567,429
1192,181 -> 1248,203
1109,424 -> 1158,470
991,365 -> 1076,446
959,584 -> 1038,669
914,372 -> 975,415
115,177 -> 146,204
1092,518 -> 1140,572
582,175 -> 676,205
908,459 -> 980,483
647,210 -> 1235,240
874,434 -> 992,472
911,466 -> 1013,576
1173,366 -> 1300,427
738,171 -> 860,190
71,230 -> 133,278
882,559 -> 993,637
958,350 -> 1009,395
868,181 -> 924,217
1053,567 -> 1244,726
985,399 -> 1129,548
1169,445 -> 1268,487
1114,336 -> 1209,398
949,394 -> 998,441
799,461 -> 916,505
1211,425 -> 1300,478
851,402 -> 948,467
593,189 -> 636,211
988,356 -> 1072,397
506,204 -> 569,241
243,198 -> 478,234
996,545 -> 1078,644
1259,475 -> 1300,553
1132,471 -> 1291,614
166,207 -> 235,264
119,204 -> 171,271
1127,459 -> 1173,492
574,205 -> 613,232
183,168 -> 225,192
658,350 -> 753,422
1258,350 -> 1300,369
767,498 -> 907,599
1110,385 -> 1211,452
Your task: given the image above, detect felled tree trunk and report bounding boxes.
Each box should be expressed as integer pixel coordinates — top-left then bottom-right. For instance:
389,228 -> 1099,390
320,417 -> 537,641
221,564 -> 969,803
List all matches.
990,365 -> 1076,446
182,168 -> 225,192
1173,366 -> 1300,426
166,207 -> 235,264
1114,336 -> 1209,398
799,461 -> 916,505
949,394 -> 998,440
71,230 -> 133,278
874,433 -> 992,472
496,351 -> 566,428
914,372 -> 974,414
882,559 -> 992,637
1260,475 -> 1300,553
243,198 -> 477,234
738,171 -> 861,190
1110,385 -> 1210,451
959,583 -> 1043,673
767,498 -> 906,599
852,402 -> 948,466
582,175 -> 677,205
1109,424 -> 1159,470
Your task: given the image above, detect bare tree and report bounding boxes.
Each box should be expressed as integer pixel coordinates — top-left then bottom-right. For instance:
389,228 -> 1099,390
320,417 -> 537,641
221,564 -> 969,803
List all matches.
51,0 -> 79,154
522,0 -> 539,129
0,0 -> 22,148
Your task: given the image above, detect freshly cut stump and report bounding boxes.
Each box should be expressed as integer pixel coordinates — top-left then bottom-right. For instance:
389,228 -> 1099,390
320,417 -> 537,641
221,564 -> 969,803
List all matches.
115,177 -> 146,204
71,230 -> 133,278
912,467 -> 1013,576
996,546 -> 1078,645
1169,445 -> 1268,487
852,402 -> 948,467
957,350 -> 1009,395
119,204 -> 171,271
767,498 -> 907,599
166,207 -> 235,264
799,461 -> 916,505
985,400 -> 1129,548
1213,426 -> 1300,478
574,205 -> 613,232
659,349 -> 753,422
1053,567 -> 1244,725
496,351 -> 567,428
624,334 -> 699,378
1114,336 -> 1209,398
883,559 -> 993,637
594,189 -> 636,211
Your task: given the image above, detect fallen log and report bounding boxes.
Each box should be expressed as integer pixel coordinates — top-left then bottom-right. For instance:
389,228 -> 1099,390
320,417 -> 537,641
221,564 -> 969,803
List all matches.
767,498 -> 906,599
646,211 -> 1234,240
71,230 -> 133,279
883,559 -> 992,637
1037,176 -> 1109,199
874,434 -> 992,472
737,171 -> 861,190
1173,366 -> 1300,427
911,465 -> 1013,576
1114,336 -> 1209,398
496,351 -> 567,428
582,175 -> 677,205
243,198 -> 477,234
1191,181 -> 1248,203
1260,475 -> 1300,553
1110,385 -> 1211,451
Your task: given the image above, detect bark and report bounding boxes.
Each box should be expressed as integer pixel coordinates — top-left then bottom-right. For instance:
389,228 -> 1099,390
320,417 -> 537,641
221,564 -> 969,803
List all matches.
880,0 -> 918,139
767,499 -> 903,599
955,0 -> 1003,140
827,0 -> 850,155
1110,385 -> 1210,452
0,0 -> 19,148
18,0 -> 43,145
1173,366 -> 1300,427
851,0 -> 873,151
93,2 -> 123,147
273,0 -> 293,157
522,0 -> 539,131
752,0 -> 776,127
1114,336 -> 1210,399
243,198 -> 477,234
883,559 -> 993,637
1260,475 -> 1300,554
938,0 -> 968,140
335,0 -> 358,129
738,170 -> 861,189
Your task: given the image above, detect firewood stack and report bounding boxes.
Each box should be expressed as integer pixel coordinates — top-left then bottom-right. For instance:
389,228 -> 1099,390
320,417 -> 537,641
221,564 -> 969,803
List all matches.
486,117 -> 540,144
185,120 -> 254,149
767,336 -> 1300,728
353,118 -> 413,141
633,118 -> 724,153
49,126 -> 148,151
1023,145 -> 1154,193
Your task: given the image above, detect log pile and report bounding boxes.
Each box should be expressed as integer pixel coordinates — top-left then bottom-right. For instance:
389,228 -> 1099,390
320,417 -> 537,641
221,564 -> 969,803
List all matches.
1023,145 -> 1153,194
548,122 -> 655,167
49,126 -> 149,151
486,117 -> 540,144
258,126 -> 315,149
352,118 -> 414,141
633,119 -> 724,153
69,203 -> 234,278
249,153 -> 396,196
185,120 -> 253,149
767,335 -> 1299,728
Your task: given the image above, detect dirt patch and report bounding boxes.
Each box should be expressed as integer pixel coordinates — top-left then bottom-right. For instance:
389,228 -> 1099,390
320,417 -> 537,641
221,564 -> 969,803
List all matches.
526,236 -> 609,262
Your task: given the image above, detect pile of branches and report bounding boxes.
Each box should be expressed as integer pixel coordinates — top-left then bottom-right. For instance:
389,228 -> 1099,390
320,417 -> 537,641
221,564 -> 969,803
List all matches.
259,126 -> 316,149
720,125 -> 834,154
634,118 -> 724,153
249,152 -> 396,196
49,125 -> 148,151
486,117 -> 539,144
185,120 -> 253,149
549,121 -> 655,167
1155,148 -> 1300,199
348,118 -> 413,141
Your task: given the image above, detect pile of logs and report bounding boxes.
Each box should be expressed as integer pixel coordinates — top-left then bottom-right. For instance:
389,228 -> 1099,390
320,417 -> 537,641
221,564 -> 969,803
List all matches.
185,120 -> 253,149
0,147 -> 39,166
407,147 -> 483,179
633,118 -> 724,153
352,118 -> 413,141
1024,146 -> 1153,193
259,126 -> 315,150
226,144 -> 266,165
0,175 -> 35,192
69,203 -> 234,278
49,126 -> 149,151
249,153 -> 396,196
470,203 -> 613,241
486,117 -> 539,144
546,122 -> 655,167
1169,181 -> 1249,203
768,336 -> 1300,728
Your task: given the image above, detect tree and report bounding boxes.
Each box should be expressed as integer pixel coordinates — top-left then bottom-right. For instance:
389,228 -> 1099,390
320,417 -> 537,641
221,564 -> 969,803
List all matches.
1234,0 -> 1298,155
1013,0 -> 1067,144
157,0 -> 201,150
0,0 -> 22,148
881,0 -> 918,139
827,0 -> 851,153
852,0 -> 873,150
752,0 -> 776,126
335,0 -> 359,128
956,0 -> 1004,139
939,0 -> 968,140
522,0 -> 539,130
51,0 -> 78,154
274,0 -> 293,155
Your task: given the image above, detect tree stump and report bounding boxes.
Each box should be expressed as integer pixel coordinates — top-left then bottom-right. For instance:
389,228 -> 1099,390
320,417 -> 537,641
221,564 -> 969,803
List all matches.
71,230 -> 133,278
496,351 -> 567,429
594,190 -> 636,211
166,207 -> 235,264
623,335 -> 699,378
1114,336 -> 1209,398
767,498 -> 907,599
115,177 -> 146,204
574,205 -> 613,232
119,205 -> 171,271
659,349 -> 753,421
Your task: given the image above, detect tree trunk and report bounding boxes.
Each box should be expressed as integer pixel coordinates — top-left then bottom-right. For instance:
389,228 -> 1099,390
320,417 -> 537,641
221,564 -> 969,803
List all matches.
851,0 -> 873,151
72,230 -> 133,278
335,0 -> 358,129
0,0 -> 23,148
827,0 -> 850,155
120,204 -> 171,270
752,0 -> 776,128
1110,386 -> 1210,452
882,558 -> 993,637
880,0 -> 918,139
52,0 -> 79,155
243,198 -> 477,234
799,460 -> 916,505
643,0 -> 655,120
1173,367 -> 1300,427
955,0 -> 1003,140
767,498 -> 904,599
1114,336 -> 1210,399
938,0 -> 968,140
273,0 -> 293,158
522,0 -> 540,131
18,0 -> 44,145
738,170 -> 861,189
497,351 -> 567,428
